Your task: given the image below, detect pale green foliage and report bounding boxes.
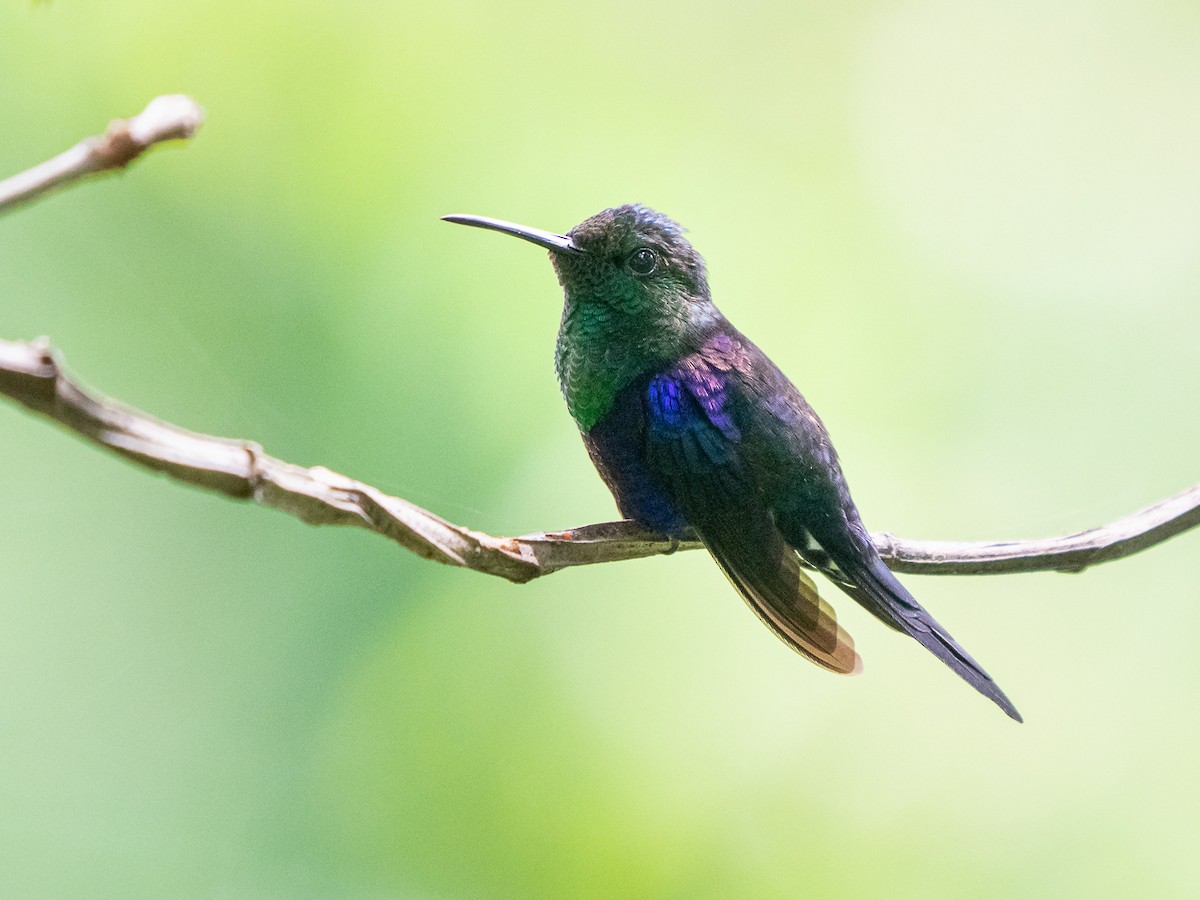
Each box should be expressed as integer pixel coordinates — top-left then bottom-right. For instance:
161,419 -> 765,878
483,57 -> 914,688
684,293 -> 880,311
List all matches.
2,1 -> 1200,897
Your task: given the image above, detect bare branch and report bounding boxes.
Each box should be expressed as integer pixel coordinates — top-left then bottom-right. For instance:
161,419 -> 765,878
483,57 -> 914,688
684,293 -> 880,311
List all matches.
1,337 -> 1196,583
1,96 -> 1194,583
0,95 -> 204,214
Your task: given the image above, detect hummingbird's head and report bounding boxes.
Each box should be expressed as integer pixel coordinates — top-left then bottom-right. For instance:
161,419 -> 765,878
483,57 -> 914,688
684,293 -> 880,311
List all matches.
553,204 -> 710,312
443,204 -> 713,327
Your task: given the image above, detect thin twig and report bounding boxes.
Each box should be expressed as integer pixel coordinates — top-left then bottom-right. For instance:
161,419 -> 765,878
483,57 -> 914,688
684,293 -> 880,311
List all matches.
1,337 -> 1196,583
0,95 -> 204,214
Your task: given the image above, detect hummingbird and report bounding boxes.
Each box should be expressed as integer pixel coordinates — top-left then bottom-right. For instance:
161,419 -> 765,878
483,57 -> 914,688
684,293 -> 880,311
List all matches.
444,204 -> 1020,722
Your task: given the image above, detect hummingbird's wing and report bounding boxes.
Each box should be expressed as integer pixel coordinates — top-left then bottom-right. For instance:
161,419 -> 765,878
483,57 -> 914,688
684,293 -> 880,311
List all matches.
641,351 -> 860,675
705,507 -> 861,676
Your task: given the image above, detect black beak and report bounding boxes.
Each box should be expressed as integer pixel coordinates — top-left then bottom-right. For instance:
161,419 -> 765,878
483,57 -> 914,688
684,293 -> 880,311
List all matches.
441,214 -> 582,255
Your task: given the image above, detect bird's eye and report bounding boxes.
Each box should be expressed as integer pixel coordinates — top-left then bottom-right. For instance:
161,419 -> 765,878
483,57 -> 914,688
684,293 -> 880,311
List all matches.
628,247 -> 658,276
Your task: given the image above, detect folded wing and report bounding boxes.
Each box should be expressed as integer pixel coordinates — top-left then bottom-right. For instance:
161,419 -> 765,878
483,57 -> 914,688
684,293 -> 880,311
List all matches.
642,356 -> 859,675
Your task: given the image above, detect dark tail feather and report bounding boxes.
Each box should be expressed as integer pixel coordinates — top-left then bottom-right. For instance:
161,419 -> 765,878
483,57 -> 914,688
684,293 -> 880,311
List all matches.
841,557 -> 1022,722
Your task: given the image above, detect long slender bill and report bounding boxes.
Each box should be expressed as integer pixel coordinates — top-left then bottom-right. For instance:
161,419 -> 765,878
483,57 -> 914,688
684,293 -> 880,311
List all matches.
442,214 -> 582,254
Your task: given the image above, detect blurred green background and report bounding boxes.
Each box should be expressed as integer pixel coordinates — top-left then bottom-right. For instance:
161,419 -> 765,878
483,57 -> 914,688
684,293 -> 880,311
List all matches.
2,1 -> 1199,897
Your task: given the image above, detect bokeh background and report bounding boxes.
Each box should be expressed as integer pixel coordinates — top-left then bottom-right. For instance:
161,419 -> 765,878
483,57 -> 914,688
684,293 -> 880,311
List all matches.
2,2 -> 1199,897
